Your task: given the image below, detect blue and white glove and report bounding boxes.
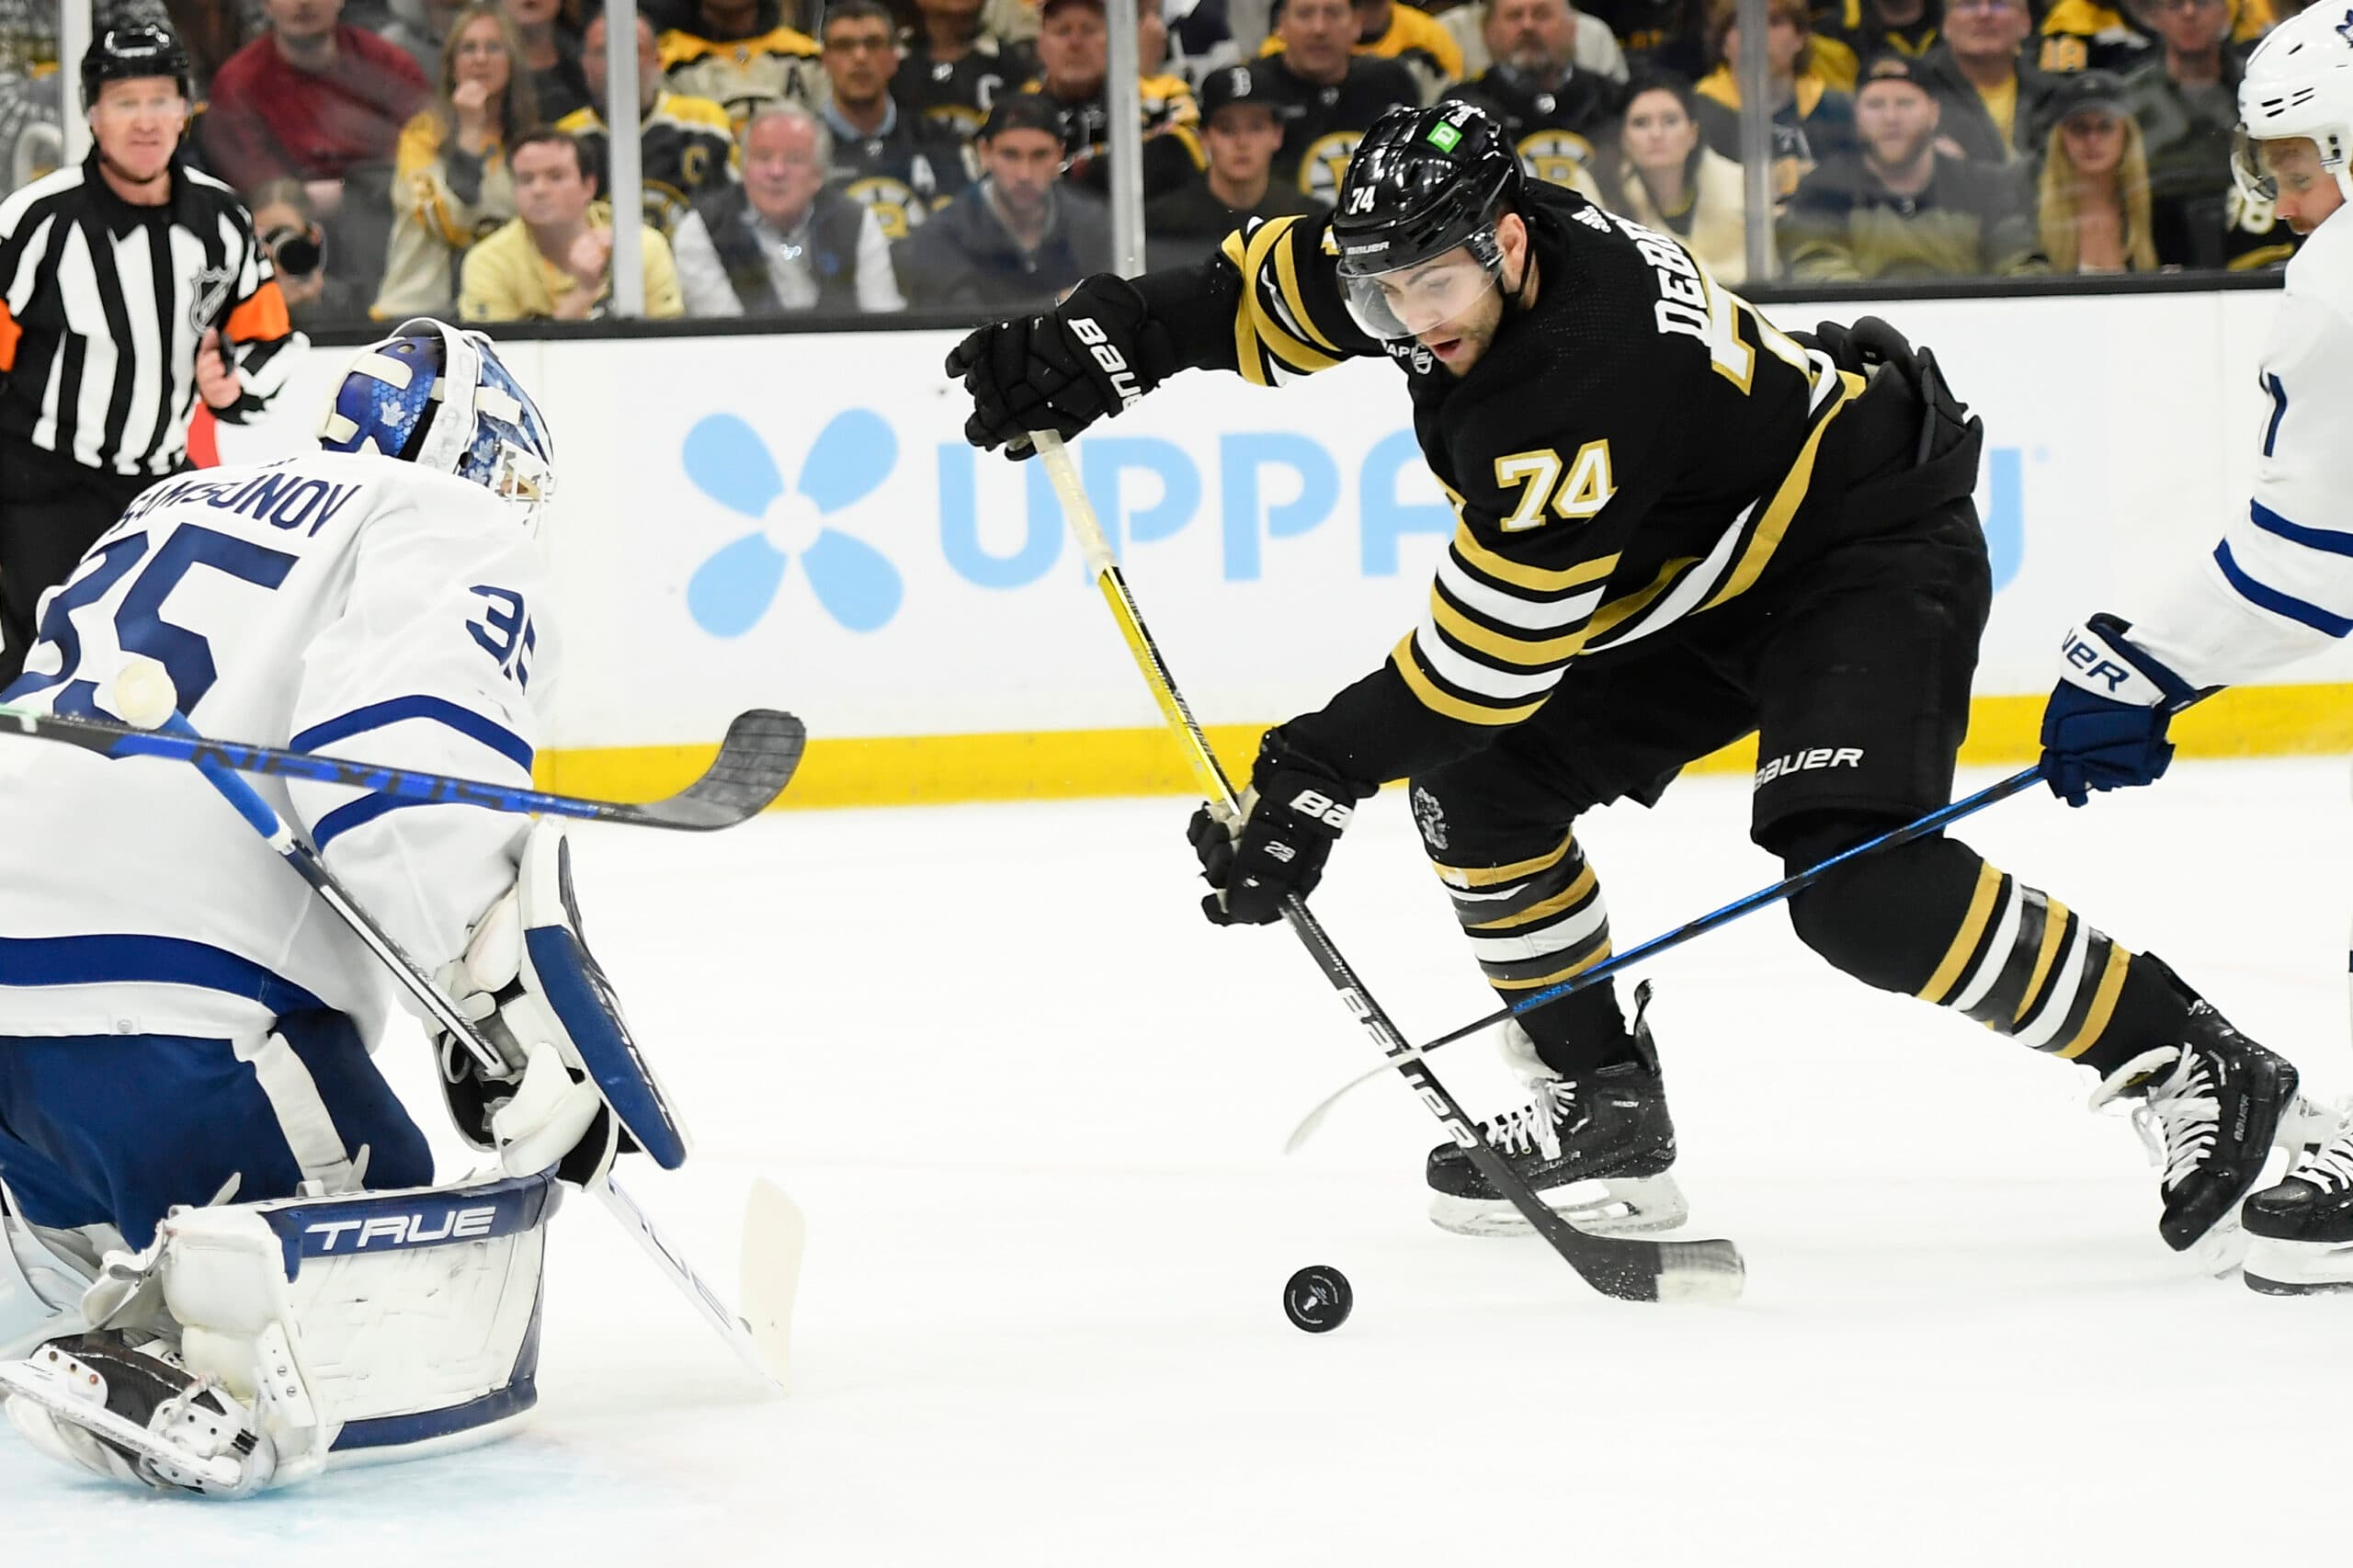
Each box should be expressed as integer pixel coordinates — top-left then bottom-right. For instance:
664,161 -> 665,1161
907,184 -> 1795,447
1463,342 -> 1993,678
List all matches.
2039,613 -> 2201,807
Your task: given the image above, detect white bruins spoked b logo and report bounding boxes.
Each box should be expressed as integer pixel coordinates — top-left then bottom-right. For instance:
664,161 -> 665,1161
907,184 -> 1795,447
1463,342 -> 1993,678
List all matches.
1300,131 -> 1367,203
1516,129 -> 1595,189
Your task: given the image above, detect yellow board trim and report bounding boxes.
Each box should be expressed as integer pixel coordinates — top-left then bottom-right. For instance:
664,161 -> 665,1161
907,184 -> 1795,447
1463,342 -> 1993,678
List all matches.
1916,860 -> 2003,1006
2056,944 -> 2133,1061
531,683 -> 2353,811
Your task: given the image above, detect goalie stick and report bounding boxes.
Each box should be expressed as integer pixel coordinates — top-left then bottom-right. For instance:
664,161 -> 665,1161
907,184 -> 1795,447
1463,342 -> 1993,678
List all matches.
113,687 -> 800,1392
0,703 -> 807,832
1031,430 -> 1743,1306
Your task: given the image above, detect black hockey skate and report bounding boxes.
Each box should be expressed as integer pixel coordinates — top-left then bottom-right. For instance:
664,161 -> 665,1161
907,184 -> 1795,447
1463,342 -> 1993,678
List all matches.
0,1331 -> 275,1496
2086,971 -> 2299,1270
1427,983 -> 1684,1238
2241,1101 -> 2353,1295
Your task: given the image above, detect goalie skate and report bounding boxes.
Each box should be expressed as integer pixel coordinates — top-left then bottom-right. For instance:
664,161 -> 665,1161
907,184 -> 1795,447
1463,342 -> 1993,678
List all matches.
1427,987 -> 1685,1239
0,1333 -> 274,1497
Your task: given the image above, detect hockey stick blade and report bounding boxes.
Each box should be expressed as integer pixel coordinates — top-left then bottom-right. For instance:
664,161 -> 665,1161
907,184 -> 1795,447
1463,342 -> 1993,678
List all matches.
596,1179 -> 789,1393
740,1178 -> 808,1392
0,703 -> 808,831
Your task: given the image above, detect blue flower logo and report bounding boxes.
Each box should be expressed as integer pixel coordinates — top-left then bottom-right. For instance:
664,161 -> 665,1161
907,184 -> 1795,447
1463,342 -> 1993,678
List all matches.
682,409 -> 904,636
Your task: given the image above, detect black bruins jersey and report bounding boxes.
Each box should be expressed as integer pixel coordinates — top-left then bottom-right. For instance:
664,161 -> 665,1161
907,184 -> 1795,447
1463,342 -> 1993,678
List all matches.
1248,54 -> 1423,204
1136,181 -> 1873,785
828,109 -> 973,241
1441,68 -> 1624,189
893,40 -> 1034,139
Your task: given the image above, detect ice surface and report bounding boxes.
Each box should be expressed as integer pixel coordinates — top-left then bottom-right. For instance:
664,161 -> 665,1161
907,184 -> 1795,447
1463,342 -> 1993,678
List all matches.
8,759 -> 2353,1563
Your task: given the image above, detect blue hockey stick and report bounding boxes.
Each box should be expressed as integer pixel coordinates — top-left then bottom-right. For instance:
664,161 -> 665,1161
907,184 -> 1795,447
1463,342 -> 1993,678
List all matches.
1284,764 -> 2046,1152
0,702 -> 804,831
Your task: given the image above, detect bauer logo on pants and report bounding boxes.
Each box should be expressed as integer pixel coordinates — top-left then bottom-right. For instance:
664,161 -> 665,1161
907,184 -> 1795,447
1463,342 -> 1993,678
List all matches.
1755,747 -> 1865,787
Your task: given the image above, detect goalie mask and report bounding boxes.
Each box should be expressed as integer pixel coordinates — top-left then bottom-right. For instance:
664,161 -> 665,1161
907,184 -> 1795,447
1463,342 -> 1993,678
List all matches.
318,318 -> 559,533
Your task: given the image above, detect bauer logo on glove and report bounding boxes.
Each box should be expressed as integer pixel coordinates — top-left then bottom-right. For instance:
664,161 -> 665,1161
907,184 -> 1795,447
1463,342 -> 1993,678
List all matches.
1187,733 -> 1371,926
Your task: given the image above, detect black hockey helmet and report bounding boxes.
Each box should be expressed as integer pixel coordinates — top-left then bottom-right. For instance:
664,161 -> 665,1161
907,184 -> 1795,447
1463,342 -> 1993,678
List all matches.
1331,102 -> 1524,281
81,23 -> 192,108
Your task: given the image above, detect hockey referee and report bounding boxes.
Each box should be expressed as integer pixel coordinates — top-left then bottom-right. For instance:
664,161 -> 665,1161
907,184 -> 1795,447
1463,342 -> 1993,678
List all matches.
0,23 -> 305,685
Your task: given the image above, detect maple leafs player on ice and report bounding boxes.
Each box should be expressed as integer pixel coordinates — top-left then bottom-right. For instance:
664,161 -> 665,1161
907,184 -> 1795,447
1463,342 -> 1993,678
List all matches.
2040,2 -> 2353,1295
0,321 -> 667,1495
949,101 -> 2305,1263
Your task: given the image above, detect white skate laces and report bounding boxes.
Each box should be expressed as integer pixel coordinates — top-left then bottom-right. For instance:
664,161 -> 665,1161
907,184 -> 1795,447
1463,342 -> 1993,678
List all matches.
2090,1047 -> 2217,1193
2281,1100 -> 2353,1193
1484,1079 -> 1578,1161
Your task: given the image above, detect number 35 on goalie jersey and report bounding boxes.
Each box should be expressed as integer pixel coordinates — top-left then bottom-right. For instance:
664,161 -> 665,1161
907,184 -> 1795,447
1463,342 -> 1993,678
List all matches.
1196,191 -> 1862,742
0,451 -> 556,1040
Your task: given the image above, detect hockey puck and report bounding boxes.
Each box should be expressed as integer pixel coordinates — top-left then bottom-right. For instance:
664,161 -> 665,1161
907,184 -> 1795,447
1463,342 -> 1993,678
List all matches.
1282,1265 -> 1352,1333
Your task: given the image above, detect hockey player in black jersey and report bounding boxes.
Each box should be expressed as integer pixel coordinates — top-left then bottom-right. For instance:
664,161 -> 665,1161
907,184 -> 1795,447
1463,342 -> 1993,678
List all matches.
945,101 -> 2302,1264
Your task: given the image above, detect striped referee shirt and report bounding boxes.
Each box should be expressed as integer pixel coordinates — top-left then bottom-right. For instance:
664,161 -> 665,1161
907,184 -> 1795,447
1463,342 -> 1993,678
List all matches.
0,150 -> 303,479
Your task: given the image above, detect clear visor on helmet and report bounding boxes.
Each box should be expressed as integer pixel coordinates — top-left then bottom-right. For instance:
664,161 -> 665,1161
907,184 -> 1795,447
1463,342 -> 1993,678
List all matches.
483,437 -> 557,532
2231,125 -> 2278,204
1338,232 -> 1506,343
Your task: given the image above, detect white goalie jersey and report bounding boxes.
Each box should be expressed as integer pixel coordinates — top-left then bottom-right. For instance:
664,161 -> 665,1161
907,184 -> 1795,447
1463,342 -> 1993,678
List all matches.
0,451 -> 554,1044
2130,210 -> 2353,688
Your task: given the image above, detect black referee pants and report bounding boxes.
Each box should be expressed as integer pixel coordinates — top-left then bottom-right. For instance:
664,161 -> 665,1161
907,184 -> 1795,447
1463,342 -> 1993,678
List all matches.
0,437 -> 162,687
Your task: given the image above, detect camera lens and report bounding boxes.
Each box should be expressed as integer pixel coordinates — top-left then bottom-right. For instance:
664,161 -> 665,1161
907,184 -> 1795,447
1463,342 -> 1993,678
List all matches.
264,225 -> 322,277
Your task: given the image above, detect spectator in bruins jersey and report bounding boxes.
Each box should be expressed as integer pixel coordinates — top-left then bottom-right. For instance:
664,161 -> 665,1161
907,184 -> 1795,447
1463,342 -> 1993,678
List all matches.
1693,0 -> 1857,197
1575,0 -> 1708,76
1023,0 -> 1206,199
901,89 -> 1112,306
2033,68 -> 2160,269
1145,62 -> 1325,265
458,124 -> 685,315
819,0 -> 972,242
2035,0 -> 2271,75
1912,0 -> 2060,165
657,0 -> 824,125
1779,54 -> 2041,275
375,3 -> 540,318
894,0 -> 1037,140
1807,0 -> 1940,91
1251,0 -> 1421,200
2119,0 -> 2292,264
560,8 -> 734,233
1259,0 -> 1461,98
1442,0 -> 1620,191
505,0 -> 592,120
1602,69 -> 1758,278
671,103 -> 906,313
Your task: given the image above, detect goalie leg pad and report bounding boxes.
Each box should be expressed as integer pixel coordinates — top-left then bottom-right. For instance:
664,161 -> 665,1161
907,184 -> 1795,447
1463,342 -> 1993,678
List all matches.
0,1170 -> 562,1494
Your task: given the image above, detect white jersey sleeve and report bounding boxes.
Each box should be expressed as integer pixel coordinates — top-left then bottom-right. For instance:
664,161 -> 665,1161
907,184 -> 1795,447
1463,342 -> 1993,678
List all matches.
2130,213 -> 2353,688
282,479 -> 549,978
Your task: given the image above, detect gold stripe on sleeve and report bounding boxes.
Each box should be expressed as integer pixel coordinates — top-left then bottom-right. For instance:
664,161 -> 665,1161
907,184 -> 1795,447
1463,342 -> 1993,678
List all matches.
1391,633 -> 1547,727
1451,525 -> 1620,593
1429,589 -> 1591,666
1699,370 -> 1865,614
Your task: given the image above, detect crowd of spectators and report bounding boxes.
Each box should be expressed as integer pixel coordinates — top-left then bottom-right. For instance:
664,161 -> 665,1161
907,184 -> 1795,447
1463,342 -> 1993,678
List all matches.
0,0 -> 2306,328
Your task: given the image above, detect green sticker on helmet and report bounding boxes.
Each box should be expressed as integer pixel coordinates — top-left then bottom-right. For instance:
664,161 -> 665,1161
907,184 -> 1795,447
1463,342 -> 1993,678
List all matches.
1427,122 -> 1462,152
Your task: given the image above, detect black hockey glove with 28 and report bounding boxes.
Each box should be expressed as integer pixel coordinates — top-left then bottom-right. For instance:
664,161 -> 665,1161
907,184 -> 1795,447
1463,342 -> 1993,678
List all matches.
944,274 -> 1176,459
1188,733 -> 1370,926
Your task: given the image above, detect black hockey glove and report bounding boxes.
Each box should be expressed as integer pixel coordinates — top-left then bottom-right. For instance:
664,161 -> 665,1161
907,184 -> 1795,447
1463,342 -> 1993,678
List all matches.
1188,733 -> 1370,926
944,274 -> 1175,459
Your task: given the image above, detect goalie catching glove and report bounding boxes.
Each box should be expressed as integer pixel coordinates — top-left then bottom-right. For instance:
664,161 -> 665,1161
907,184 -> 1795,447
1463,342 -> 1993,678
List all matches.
1188,732 -> 1371,926
433,820 -> 688,1186
944,274 -> 1176,458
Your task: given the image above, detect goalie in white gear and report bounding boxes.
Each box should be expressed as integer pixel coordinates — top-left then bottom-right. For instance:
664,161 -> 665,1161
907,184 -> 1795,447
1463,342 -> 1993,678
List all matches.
0,319 -> 674,1494
2036,5 -> 2353,1294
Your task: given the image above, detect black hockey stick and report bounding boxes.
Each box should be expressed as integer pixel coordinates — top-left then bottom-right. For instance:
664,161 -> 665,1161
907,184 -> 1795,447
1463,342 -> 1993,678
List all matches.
1032,431 -> 1743,1305
0,702 -> 807,831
